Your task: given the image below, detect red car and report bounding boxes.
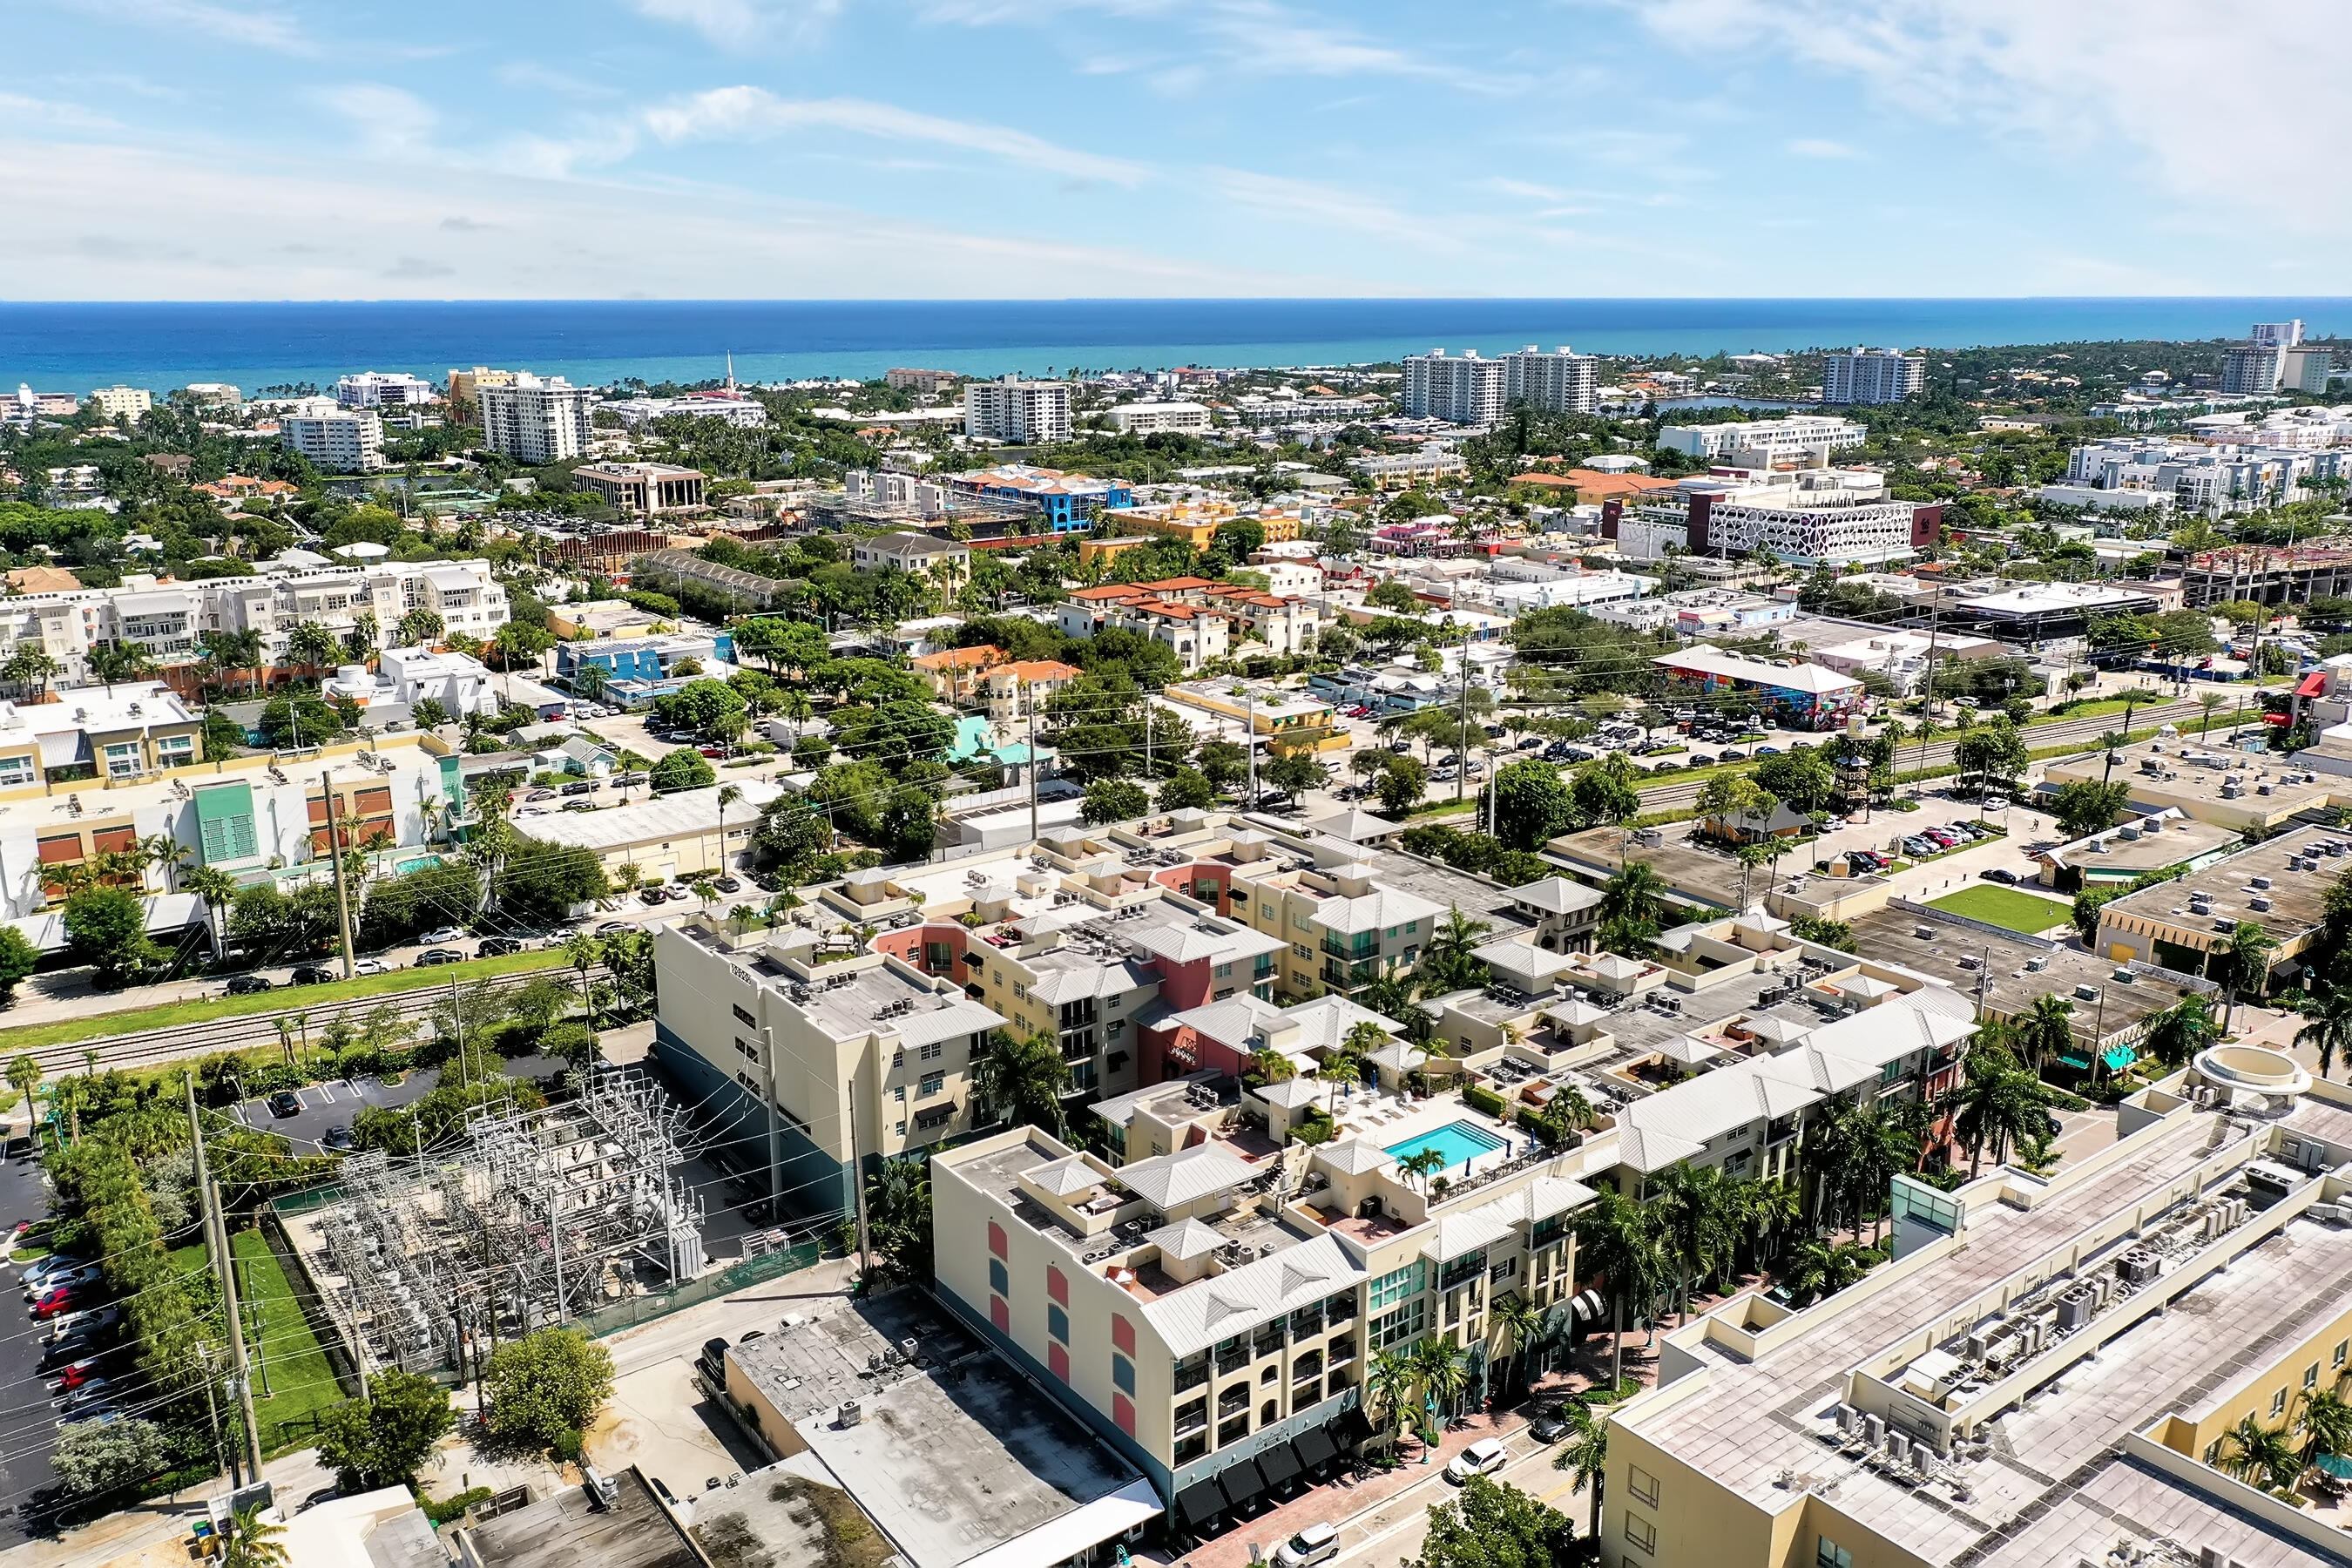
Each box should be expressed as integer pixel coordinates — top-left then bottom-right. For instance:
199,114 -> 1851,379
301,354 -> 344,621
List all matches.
52,1358 -> 103,1390
32,1288 -> 77,1319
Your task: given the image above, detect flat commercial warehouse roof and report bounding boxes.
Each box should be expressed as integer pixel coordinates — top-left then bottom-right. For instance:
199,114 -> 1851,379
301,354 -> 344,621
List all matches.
1547,826 -> 1744,912
728,1292 -> 1156,1568
1843,907 -> 2201,1045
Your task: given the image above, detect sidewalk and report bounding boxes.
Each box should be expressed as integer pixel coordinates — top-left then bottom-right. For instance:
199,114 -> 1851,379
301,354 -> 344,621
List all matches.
1143,1409 -> 1524,1568
0,1448 -> 335,1568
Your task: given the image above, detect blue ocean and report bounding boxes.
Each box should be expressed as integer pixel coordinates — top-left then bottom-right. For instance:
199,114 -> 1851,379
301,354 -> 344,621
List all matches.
4,298 -> 2349,395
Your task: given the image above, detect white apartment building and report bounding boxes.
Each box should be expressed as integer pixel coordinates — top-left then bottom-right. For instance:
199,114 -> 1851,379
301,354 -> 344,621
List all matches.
1656,414 -> 1867,465
2251,320 -> 2304,347
84,386 -> 152,420
598,393 -> 769,429
1402,349 -> 1508,424
322,645 -> 500,720
965,376 -> 1075,444
1106,402 -> 1212,435
280,409 -> 384,473
182,383 -> 242,409
199,559 -> 510,666
477,372 -> 597,463
1503,346 -> 1599,414
2063,437 -> 2350,516
2220,342 -> 2286,396
335,371 -> 436,409
1228,395 -> 1385,429
1617,470 -> 1928,568
1821,347 -> 1925,404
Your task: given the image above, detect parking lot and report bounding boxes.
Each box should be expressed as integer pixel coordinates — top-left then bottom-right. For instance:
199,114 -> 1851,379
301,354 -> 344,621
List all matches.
229,1056 -> 569,1153
0,1146 -> 62,1541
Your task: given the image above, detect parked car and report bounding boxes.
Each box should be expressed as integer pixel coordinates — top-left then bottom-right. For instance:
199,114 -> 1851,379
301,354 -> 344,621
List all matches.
560,781 -> 595,797
416,948 -> 464,967
57,1380 -> 118,1417
321,1125 -> 354,1152
1754,745 -> 1781,755
26,1263 -> 101,1300
353,957 -> 391,977
31,1288 -> 78,1320
561,801 -> 596,813
640,887 -> 670,905
697,746 -> 727,759
713,876 -> 741,894
224,975 -> 272,997
1687,754 -> 1716,767
1980,868 -> 2019,885
1982,794 -> 2010,811
525,790 -> 557,802
1274,1523 -> 1341,1568
1444,1436 -> 1511,1484
1517,735 -> 1542,750
1430,766 -> 1458,782
1526,1404 -> 1573,1443
1718,748 -> 1747,762
1903,837 -> 1940,857
1562,746 -> 1595,762
596,921 -> 632,936
50,1357 -> 106,1393
476,936 -> 524,957
267,1091 -> 303,1118
288,964 -> 333,985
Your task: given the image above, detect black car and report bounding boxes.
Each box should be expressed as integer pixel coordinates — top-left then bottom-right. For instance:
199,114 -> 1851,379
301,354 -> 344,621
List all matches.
1527,1404 -> 1572,1443
1718,747 -> 1747,762
321,1125 -> 353,1151
1980,868 -> 2019,885
560,781 -> 595,797
640,887 -> 670,905
289,964 -> 333,986
698,1336 -> 728,1383
416,947 -> 464,967
476,936 -> 524,957
267,1091 -> 303,1119
224,974 -> 272,996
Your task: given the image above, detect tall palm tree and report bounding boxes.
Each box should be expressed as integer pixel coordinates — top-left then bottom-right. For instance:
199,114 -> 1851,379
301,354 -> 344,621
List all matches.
1420,906 -> 1493,992
2221,1414 -> 2307,1494
1398,1147 -> 1447,1193
1366,1348 -> 1416,1450
2014,994 -> 2076,1076
184,866 -> 238,957
2295,983 -> 2352,1080
2218,921 -> 2277,1033
1550,1396 -> 1610,1538
1571,1186 -> 1662,1394
2295,1386 -> 2352,1466
1648,1160 -> 1734,1322
2139,994 -> 2219,1073
973,1030 -> 1071,1137
2097,729 -> 2131,784
1487,1290 -> 1543,1402
1952,1057 -> 2056,1176
1410,1334 -> 1469,1429
1598,861 -> 1667,929
715,783 -> 744,875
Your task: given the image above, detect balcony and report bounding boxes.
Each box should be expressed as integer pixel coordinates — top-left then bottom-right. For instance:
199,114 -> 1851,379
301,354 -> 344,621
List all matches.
1215,1339 -> 1251,1376
1321,960 -> 1377,990
1173,1357 -> 1210,1394
1174,1402 -> 1208,1437
1320,935 -> 1378,962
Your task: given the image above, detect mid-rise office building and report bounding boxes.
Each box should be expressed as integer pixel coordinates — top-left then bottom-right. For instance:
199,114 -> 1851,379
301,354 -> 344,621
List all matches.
1402,349 -> 1508,424
1609,468 -> 1936,569
571,461 -> 706,515
1503,346 -> 1599,414
1821,346 -> 1925,404
335,371 -> 435,409
280,409 -> 383,472
443,367 -> 515,421
598,391 -> 768,429
477,371 -> 596,463
966,376 -> 1075,444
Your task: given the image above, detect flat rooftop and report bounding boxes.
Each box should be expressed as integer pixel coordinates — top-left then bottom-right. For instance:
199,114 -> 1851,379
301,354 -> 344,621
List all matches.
2038,814 -> 2240,879
463,1467 -> 699,1568
1845,907 -> 2203,1044
1616,1100 -> 2352,1567
728,1292 -> 1150,1568
1547,826 -> 1745,914
2099,830 -> 2340,945
2045,739 -> 2340,815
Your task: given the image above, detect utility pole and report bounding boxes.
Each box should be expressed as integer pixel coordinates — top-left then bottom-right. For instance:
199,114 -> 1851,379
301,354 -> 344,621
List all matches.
1026,699 -> 1038,843
1246,693 -> 1259,809
320,770 -> 356,980
187,1074 -> 261,1485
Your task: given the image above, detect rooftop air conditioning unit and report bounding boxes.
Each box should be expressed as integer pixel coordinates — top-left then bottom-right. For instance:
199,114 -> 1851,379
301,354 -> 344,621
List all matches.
2072,983 -> 2099,1002
2251,896 -> 2273,912
2252,876 -> 2272,890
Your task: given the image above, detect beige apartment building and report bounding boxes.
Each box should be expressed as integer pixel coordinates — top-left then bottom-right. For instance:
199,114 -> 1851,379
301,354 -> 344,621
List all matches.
1599,1049 -> 2352,1568
574,461 -> 706,516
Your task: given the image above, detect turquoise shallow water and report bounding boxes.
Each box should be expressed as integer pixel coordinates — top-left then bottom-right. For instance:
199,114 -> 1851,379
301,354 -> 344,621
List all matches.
7,296 -> 2349,393
1385,1119 -> 1506,1173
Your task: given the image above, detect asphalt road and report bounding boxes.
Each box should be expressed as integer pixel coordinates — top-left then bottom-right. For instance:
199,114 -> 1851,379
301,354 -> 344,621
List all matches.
1317,1429 -> 1585,1568
0,1145 -> 65,1542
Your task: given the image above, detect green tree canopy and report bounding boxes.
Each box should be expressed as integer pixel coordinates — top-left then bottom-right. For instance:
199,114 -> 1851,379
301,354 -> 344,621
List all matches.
481,1328 -> 615,1455
315,1368 -> 456,1490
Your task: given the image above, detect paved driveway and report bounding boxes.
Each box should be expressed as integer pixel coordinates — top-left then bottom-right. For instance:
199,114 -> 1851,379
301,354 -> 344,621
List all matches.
230,1053 -> 568,1152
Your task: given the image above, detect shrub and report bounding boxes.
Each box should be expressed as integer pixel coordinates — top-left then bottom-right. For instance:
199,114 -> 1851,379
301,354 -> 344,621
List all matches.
420,1486 -> 496,1525
1463,1083 -> 1508,1119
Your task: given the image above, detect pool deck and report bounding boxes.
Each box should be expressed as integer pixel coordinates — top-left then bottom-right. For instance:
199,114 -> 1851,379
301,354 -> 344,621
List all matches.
1374,1104 -> 1521,1180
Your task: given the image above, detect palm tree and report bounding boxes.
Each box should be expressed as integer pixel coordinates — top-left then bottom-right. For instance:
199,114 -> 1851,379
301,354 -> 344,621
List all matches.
2221,1414 -> 2307,1494
2098,729 -> 2131,784
274,1017 -> 295,1068
3,644 -> 58,702
1733,841 -> 1770,909
2295,1386 -> 2352,1466
1735,1176 -> 1804,1274
143,834 -> 192,892
1528,1083 -> 1592,1148
1243,1045 -> 1293,1085
2218,921 -> 2278,1033
287,620 -> 341,672
1420,906 -> 1493,992
1598,861 -> 1667,929
1488,1290 -> 1543,1402
973,1030 -> 1071,1137
1366,1348 -> 1416,1451
1550,1396 -> 1610,1538
2199,691 -> 2227,738
1410,1333 -> 1469,1428
2295,983 -> 2352,1080
1952,1056 -> 2056,1176
715,783 -> 744,874
1648,1160 -> 1734,1322
184,866 -> 238,957
2139,994 -> 2219,1073
1781,1237 -> 1875,1308
1571,1186 -> 1662,1394
2015,994 -> 2076,1076
220,1503 -> 288,1568
7,1055 -> 40,1128
1398,1147 -> 1447,1193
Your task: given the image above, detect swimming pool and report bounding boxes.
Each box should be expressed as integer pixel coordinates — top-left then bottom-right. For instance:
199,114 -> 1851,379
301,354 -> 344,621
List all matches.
1384,1119 -> 1507,1174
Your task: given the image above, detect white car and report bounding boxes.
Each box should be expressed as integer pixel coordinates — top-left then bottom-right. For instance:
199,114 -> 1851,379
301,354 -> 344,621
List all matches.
419,926 -> 465,945
1443,1436 -> 1510,1484
1274,1523 -> 1340,1568
353,957 -> 392,977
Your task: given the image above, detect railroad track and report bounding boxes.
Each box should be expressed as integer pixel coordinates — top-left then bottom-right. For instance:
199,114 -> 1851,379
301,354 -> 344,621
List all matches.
21,963 -> 585,1076
1633,699 -> 2220,811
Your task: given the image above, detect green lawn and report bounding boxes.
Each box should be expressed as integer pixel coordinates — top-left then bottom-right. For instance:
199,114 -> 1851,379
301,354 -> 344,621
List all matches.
1924,885 -> 2074,936
172,1230 -> 349,1456
0,950 -> 564,1053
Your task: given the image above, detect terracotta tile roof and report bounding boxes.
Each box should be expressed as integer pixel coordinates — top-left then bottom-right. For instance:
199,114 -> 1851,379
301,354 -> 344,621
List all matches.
1070,585 -> 1148,602
990,659 -> 1082,682
912,645 -> 1004,672
1139,577 -> 1216,591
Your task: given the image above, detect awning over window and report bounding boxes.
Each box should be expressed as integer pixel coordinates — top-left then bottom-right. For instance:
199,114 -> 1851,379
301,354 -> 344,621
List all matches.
1217,1458 -> 1266,1509
2297,671 -> 2328,699
1294,1426 -> 1339,1470
1333,1408 -> 1375,1448
1257,1443 -> 1302,1487
2100,1044 -> 2137,1072
1175,1482 -> 1225,1527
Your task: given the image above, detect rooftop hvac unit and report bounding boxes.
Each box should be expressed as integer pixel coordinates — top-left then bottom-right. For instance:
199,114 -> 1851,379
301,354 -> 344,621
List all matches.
2118,1251 -> 2161,1285
2073,983 -> 2099,1001
1885,1432 -> 1911,1469
1834,1403 -> 1855,1435
1915,925 -> 1936,940
1962,1335 -> 1987,1361
837,1400 -> 863,1426
2056,1289 -> 2092,1332
1862,1413 -> 1886,1447
2251,896 -> 2273,912
2252,876 -> 2272,890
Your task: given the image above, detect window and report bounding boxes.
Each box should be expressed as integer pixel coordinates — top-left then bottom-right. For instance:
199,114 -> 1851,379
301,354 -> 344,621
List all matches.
895,1120 -> 907,1136
1113,1355 -> 1135,1395
2274,1389 -> 2290,1418
1112,1315 -> 1135,1355
1214,963 -> 1233,979
2335,1340 -> 2349,1369
1369,1299 -> 1425,1350
921,1041 -> 943,1062
891,1049 -> 905,1070
1627,1465 -> 1659,1507
732,1004 -> 758,1027
1369,1260 -> 1425,1309
919,1072 -> 945,1098
1108,995 -> 1122,1009
2307,1362 -> 2322,1389
1013,983 -> 1027,1001
894,1086 -> 906,1103
989,1260 -> 1009,1295
1815,1538 -> 1850,1568
1107,1019 -> 1125,1037
733,1037 -> 760,1064
1047,1304 -> 1070,1343
1262,903 -> 1275,920
1624,1516 -> 1655,1556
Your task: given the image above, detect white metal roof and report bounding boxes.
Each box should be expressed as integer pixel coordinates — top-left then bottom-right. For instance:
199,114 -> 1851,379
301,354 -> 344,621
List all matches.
1115,1143 -> 1259,1212
1140,1233 -> 1365,1356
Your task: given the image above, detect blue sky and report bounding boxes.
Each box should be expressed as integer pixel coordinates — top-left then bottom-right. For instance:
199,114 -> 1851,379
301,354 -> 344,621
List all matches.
4,0 -> 2347,300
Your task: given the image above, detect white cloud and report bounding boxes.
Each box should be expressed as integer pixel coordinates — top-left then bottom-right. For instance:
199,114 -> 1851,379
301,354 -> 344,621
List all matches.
632,0 -> 842,47
1630,0 -> 2352,227
82,0 -> 311,54
1208,168 -> 1468,253
0,134 -> 1328,299
309,84 -> 438,159
0,93 -> 122,133
642,87 -> 1149,184
1787,137 -> 1860,159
